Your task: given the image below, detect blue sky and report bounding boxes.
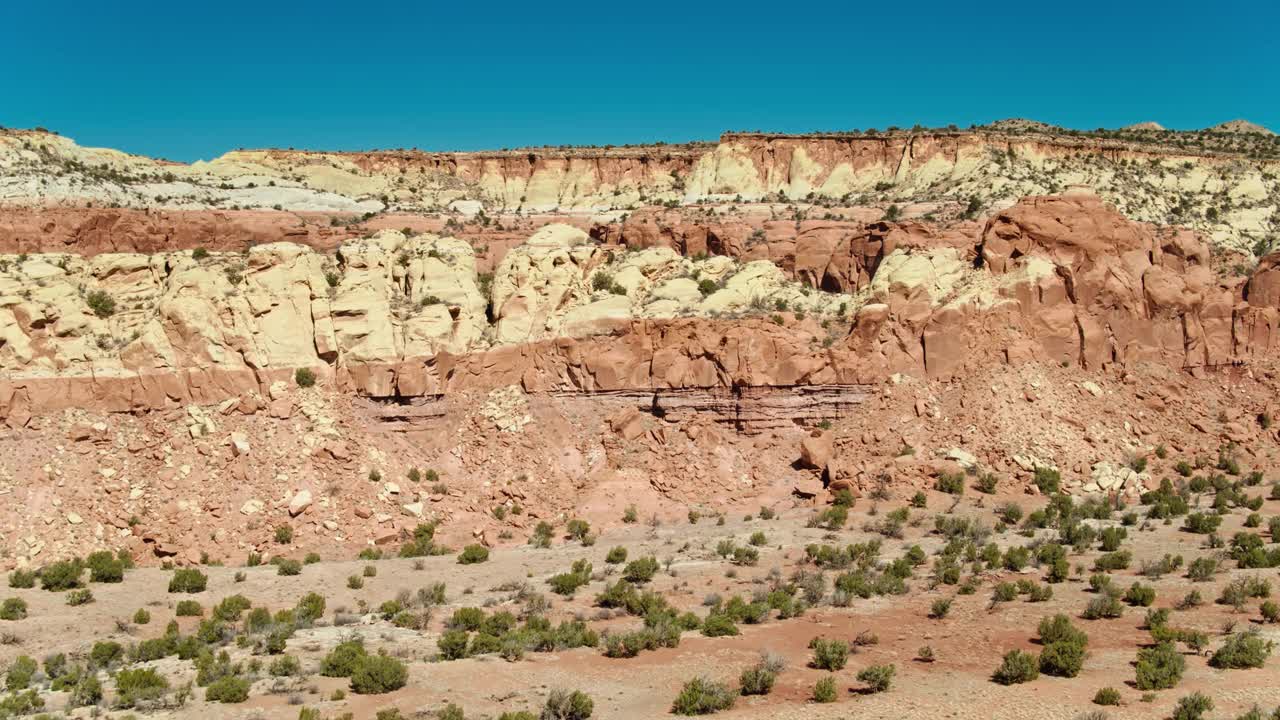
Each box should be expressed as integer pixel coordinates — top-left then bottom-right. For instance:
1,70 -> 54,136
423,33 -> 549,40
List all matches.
2,0 -> 1276,162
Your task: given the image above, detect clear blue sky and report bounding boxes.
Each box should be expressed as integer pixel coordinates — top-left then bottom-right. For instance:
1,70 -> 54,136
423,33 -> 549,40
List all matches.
2,0 -> 1276,162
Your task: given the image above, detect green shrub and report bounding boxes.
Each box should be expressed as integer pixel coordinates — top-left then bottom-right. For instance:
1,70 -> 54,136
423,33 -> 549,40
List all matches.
90,640 -> 125,668
320,639 -> 367,677
1082,594 -> 1124,620
457,545 -> 490,564
86,550 -> 125,583
1033,467 -> 1061,494
295,368 -> 316,387
811,676 -> 837,703
168,568 -> 208,593
929,597 -> 952,619
992,649 -> 1039,685
132,607 -> 151,624
566,519 -> 591,542
1093,687 -> 1121,705
176,600 -> 203,616
438,629 -> 470,660
277,558 -> 302,576
935,473 -> 965,495
1209,631 -> 1273,669
809,637 -> 848,671
7,570 -> 35,589
296,592 -> 325,622
606,546 -> 628,564
40,560 -> 83,591
623,557 -> 659,584
700,613 -> 738,637
350,653 -> 408,694
205,675 -> 250,703
671,677 -> 735,715
66,588 -> 94,606
1171,692 -> 1213,720
86,289 -> 116,318
115,667 -> 170,708
856,663 -> 895,692
5,655 -> 36,691
1123,582 -> 1156,607
1039,640 -> 1086,677
738,655 -> 782,696
1183,512 -> 1222,534
0,598 -> 27,621
269,654 -> 301,677
1135,642 -> 1185,690
1261,600 -> 1280,623
541,688 -> 594,719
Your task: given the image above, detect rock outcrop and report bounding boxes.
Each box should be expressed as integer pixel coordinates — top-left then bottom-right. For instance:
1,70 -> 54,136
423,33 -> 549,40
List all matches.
2,194 -> 1278,426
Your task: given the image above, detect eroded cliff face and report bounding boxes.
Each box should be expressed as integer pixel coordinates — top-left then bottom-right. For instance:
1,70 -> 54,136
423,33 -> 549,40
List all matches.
4,127 -> 1277,253
2,194 -> 1277,426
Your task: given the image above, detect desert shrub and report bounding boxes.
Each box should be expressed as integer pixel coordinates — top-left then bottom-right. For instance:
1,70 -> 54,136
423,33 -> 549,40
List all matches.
566,519 -> 591,542
7,570 -> 35,589
1187,556 -> 1218,581
700,613 -> 738,637
176,600 -> 203,616
269,654 -> 301,677
606,546 -> 627,564
1093,550 -> 1132,572
320,639 -> 368,677
169,568 -> 207,593
205,675 -> 250,703
5,655 -> 36,691
86,289 -> 116,317
1183,512 -> 1222,534
1039,639 -> 1086,677
115,667 -> 170,708
1171,692 -> 1213,720
935,473 -> 965,495
0,598 -> 27,621
40,560 -> 83,591
738,654 -> 783,696
1082,595 -> 1124,620
86,550 -> 126,583
295,368 -> 316,387
295,592 -> 325,623
1034,467 -> 1061,494
992,649 -> 1039,685
541,688 -> 593,720
672,677 -> 735,715
856,663 -> 895,692
90,640 -> 125,668
1209,631 -> 1273,669
1261,600 -> 1280,623
1135,642 -> 1185,690
929,597 -> 952,619
66,588 -> 94,606
1093,687 -> 1121,706
1038,614 -> 1088,646
70,672 -> 103,707
812,675 -> 837,703
809,637 -> 848,671
1123,582 -> 1156,607
435,628 -> 473,660
623,557 -> 659,584
457,545 -> 490,564
276,558 -> 302,576
350,653 -> 407,694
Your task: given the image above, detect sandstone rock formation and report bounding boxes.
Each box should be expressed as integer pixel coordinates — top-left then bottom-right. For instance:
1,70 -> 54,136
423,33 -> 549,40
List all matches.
3,193 -> 1277,429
